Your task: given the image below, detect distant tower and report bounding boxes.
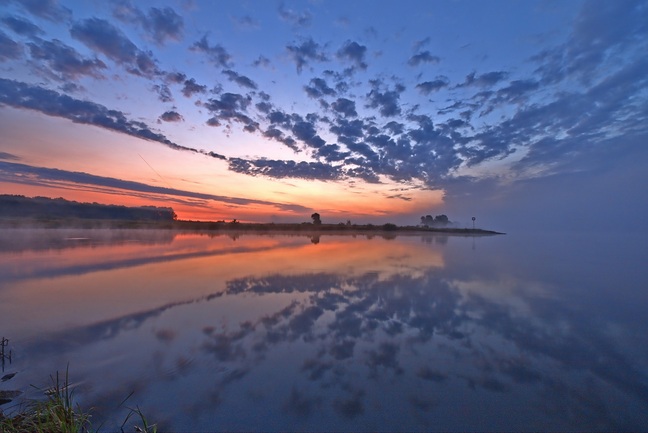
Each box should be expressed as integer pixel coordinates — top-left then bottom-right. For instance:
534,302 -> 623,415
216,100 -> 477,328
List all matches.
472,216 -> 476,229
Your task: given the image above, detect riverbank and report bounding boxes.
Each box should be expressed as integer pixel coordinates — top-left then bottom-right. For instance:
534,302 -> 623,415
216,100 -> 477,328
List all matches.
0,218 -> 504,235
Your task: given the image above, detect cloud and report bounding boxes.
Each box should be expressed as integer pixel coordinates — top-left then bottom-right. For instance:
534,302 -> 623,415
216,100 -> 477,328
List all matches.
70,17 -> 158,77
262,128 -> 300,152
204,92 -> 258,132
27,38 -> 106,80
303,77 -> 336,99
191,35 -> 232,68
408,50 -> 440,67
144,6 -> 183,44
153,83 -> 172,102
8,0 -> 72,22
230,14 -> 259,30
413,37 -> 431,52
112,1 -> 183,45
333,391 -> 364,419
181,78 -> 207,97
222,69 -> 258,90
0,160 -> 312,213
331,98 -> 357,118
291,120 -> 326,149
492,79 -> 539,104
0,78 -> 194,152
337,40 -> 367,71
365,79 -> 404,117
366,342 -> 403,376
228,158 -> 343,181
164,71 -> 186,84
1,15 -> 44,37
0,30 -> 22,61
251,55 -> 270,68
458,71 -> 509,88
159,110 -> 183,122
278,3 -> 311,28
286,38 -> 328,73
0,151 -> 20,161
416,78 -> 449,95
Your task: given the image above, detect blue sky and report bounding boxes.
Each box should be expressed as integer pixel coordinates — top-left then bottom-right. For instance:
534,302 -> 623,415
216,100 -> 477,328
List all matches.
0,0 -> 646,231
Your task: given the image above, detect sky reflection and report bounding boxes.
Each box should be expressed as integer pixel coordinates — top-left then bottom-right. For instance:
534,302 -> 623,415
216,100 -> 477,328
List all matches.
1,230 -> 646,431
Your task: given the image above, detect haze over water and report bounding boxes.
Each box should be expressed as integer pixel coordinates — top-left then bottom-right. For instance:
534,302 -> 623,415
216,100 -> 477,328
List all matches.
1,229 -> 647,431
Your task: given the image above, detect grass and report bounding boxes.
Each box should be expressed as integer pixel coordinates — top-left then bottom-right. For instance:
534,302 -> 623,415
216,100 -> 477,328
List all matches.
0,368 -> 156,433
0,368 -> 92,433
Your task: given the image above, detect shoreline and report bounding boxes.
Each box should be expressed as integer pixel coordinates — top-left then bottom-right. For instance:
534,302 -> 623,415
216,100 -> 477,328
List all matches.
0,218 -> 505,236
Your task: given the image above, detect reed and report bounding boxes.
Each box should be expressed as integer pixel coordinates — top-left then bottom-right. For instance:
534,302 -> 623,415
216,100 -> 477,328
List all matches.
0,367 -> 155,433
0,368 -> 91,433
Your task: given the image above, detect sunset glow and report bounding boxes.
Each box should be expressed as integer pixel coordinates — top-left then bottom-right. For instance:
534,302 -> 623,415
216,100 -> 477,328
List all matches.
0,0 -> 646,230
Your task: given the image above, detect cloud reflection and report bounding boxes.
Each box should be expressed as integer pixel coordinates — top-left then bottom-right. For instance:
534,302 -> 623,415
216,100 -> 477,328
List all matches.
5,233 -> 647,430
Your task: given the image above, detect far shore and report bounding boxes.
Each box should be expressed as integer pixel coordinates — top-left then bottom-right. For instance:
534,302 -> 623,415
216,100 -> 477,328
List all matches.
0,217 -> 504,236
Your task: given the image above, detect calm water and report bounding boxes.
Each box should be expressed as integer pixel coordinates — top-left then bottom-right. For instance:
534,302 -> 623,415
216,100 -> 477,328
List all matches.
1,228 -> 647,431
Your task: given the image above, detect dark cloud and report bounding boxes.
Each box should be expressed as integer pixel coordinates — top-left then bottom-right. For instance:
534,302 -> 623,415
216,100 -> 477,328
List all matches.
191,35 -> 232,68
112,1 -> 183,45
0,30 -> 22,61
303,77 -> 336,99
325,341 -> 352,362
278,3 -> 311,28
292,120 -> 326,149
416,78 -> 449,94
27,38 -> 106,80
384,121 -> 404,135
251,55 -> 270,68
333,391 -> 364,419
366,342 -> 403,376
534,0 -> 648,85
222,69 -> 258,90
417,366 -> 447,382
1,15 -> 44,37
230,14 -> 259,30
228,158 -> 342,181
331,98 -> 357,118
0,160 -> 313,213
0,151 -> 20,161
408,50 -> 440,67
204,92 -> 258,132
287,38 -> 328,73
181,78 -> 207,97
413,37 -> 431,52
255,101 -> 272,113
0,78 -> 195,152
263,128 -> 300,152
330,118 -> 365,139
70,17 -> 158,77
9,0 -> 72,22
284,388 -> 322,417
365,80 -> 404,117
458,71 -> 509,88
337,40 -> 367,71
159,110 -> 183,122
461,56 -> 648,170
145,6 -> 183,44
492,79 -> 539,104
164,71 -> 186,84
153,83 -> 172,102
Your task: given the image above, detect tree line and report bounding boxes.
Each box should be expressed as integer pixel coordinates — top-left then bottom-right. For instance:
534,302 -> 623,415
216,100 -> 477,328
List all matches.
0,195 -> 177,222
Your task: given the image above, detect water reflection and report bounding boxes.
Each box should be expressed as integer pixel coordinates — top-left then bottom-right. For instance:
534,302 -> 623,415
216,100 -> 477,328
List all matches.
0,230 -> 646,431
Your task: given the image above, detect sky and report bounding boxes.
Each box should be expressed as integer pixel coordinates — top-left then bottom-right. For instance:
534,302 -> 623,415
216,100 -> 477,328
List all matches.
0,0 -> 646,231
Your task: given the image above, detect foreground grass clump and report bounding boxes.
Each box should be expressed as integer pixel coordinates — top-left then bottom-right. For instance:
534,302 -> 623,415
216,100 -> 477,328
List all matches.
0,370 -> 156,433
0,370 -> 92,433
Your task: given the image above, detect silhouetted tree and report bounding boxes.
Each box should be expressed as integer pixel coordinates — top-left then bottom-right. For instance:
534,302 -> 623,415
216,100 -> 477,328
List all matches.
311,213 -> 322,225
434,214 -> 449,224
420,214 -> 451,227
